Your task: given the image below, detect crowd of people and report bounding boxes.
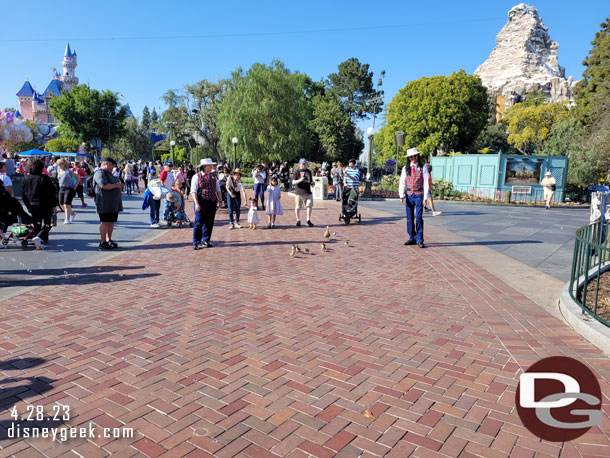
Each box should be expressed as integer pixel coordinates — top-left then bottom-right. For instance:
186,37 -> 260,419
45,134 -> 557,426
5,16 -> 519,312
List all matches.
1,146 -> 561,253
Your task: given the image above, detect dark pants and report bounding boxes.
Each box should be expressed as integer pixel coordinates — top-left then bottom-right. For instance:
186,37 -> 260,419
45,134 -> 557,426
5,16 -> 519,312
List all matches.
405,193 -> 424,243
334,182 -> 343,201
227,194 -> 242,223
142,176 -> 148,189
150,199 -> 160,224
193,198 -> 217,244
28,205 -> 53,243
254,183 -> 265,208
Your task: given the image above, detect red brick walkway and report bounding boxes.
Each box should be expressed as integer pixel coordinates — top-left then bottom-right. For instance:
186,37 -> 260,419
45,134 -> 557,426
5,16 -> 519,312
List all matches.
1,198 -> 609,457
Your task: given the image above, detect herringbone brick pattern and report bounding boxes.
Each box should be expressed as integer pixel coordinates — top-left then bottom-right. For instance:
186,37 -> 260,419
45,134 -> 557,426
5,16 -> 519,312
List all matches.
0,198 -> 609,457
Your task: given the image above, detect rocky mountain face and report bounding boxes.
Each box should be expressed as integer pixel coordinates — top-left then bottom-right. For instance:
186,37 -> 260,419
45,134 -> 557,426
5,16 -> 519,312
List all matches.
474,3 -> 576,117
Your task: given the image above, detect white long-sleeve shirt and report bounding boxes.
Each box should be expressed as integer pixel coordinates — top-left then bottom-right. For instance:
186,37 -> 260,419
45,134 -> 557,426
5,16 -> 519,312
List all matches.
398,163 -> 429,199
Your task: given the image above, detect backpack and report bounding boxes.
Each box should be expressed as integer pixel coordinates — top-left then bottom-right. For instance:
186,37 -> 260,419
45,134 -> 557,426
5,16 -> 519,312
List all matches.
48,164 -> 59,182
86,175 -> 96,197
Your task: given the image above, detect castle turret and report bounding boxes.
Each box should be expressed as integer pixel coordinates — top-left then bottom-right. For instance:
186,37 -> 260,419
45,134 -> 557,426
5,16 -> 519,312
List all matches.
16,79 -> 35,121
60,42 -> 79,91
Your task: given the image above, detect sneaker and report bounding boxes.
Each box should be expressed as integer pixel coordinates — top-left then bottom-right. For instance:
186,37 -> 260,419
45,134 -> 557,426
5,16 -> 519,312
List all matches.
151,223 -> 160,228
307,220 -> 314,227
69,213 -> 76,222
193,243 -> 200,250
63,219 -> 72,225
108,240 -> 118,249
432,211 -> 442,216
296,220 -> 301,226
99,241 -> 112,250
229,223 -> 235,229
424,207 -> 431,213
32,237 -> 45,250
271,223 -> 275,228
235,222 -> 242,228
205,242 -> 213,248
267,223 -> 272,229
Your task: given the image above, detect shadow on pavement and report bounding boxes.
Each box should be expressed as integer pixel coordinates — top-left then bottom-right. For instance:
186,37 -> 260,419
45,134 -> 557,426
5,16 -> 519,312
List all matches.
0,265 -> 158,288
0,357 -> 61,441
427,240 -> 543,247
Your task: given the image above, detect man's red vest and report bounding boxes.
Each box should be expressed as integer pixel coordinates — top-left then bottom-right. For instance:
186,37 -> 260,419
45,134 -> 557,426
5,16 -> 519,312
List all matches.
404,165 -> 424,196
197,172 -> 218,200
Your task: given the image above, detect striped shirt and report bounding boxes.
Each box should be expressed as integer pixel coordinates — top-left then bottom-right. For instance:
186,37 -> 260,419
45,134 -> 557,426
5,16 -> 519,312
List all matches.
344,167 -> 360,188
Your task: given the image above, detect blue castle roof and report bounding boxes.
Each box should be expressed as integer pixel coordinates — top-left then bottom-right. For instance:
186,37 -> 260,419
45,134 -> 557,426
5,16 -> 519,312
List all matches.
64,42 -> 76,57
16,80 -> 35,97
45,79 -> 64,97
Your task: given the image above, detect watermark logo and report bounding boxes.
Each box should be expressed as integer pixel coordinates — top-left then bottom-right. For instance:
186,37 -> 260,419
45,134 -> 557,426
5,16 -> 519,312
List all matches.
515,356 -> 602,442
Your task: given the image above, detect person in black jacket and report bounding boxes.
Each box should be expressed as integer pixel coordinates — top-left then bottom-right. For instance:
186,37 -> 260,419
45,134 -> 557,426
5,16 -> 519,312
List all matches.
21,159 -> 58,250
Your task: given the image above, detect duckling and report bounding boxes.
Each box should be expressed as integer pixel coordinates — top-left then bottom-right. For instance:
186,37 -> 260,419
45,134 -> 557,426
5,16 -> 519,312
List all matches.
323,226 -> 331,239
321,242 -> 326,252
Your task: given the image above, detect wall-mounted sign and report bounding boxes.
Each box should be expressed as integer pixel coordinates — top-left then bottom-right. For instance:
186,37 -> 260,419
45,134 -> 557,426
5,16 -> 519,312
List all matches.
505,159 -> 542,184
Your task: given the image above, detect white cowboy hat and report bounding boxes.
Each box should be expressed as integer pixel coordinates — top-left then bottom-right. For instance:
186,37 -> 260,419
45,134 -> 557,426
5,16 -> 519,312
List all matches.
200,158 -> 217,166
405,147 -> 420,157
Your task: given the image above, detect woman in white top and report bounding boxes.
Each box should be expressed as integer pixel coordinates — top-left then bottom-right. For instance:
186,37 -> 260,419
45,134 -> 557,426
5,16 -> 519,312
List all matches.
540,171 -> 556,209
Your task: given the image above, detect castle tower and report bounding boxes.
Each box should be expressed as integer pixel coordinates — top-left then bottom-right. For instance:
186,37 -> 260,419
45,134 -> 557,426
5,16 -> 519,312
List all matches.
60,42 -> 79,91
16,78 -> 35,121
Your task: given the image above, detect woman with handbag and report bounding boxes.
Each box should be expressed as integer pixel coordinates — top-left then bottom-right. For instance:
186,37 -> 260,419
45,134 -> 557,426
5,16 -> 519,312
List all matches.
541,171 -> 556,209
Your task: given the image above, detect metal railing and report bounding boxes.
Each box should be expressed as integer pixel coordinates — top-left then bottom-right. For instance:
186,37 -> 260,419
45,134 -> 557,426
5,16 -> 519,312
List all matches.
569,220 -> 610,327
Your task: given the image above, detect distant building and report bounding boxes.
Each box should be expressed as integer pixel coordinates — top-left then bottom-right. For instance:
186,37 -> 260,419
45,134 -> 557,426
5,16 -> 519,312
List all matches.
16,43 -> 79,124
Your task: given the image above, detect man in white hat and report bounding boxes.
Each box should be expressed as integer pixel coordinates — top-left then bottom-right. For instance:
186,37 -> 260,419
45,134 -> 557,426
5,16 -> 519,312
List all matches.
190,158 -> 222,249
398,147 -> 429,248
540,170 -> 556,209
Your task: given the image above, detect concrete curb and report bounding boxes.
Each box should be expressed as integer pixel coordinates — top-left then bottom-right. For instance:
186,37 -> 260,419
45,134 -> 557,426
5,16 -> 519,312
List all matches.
559,283 -> 610,356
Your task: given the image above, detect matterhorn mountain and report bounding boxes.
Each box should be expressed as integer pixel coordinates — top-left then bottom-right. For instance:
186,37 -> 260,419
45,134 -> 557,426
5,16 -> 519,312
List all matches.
474,3 -> 576,117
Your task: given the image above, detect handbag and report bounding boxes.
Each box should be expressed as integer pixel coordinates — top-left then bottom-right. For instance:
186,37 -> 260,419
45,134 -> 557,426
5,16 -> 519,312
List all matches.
551,184 -> 556,191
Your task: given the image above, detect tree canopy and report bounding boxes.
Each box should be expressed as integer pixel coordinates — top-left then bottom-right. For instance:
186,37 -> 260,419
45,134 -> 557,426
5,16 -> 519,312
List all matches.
217,60 -> 311,164
327,58 -> 383,120
375,70 -> 488,166
49,84 -> 127,148
503,101 -> 570,154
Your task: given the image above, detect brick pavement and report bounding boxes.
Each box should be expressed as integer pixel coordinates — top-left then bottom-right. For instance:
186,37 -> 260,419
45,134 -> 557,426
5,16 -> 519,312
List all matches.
0,196 -> 609,457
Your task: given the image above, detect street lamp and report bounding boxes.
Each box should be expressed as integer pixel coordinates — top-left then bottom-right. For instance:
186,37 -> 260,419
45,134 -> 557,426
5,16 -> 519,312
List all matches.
170,140 -> 176,165
366,126 -> 375,181
232,137 -> 238,170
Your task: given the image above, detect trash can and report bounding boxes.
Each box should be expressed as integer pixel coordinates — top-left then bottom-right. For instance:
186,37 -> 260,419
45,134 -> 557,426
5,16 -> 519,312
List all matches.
313,176 -> 328,200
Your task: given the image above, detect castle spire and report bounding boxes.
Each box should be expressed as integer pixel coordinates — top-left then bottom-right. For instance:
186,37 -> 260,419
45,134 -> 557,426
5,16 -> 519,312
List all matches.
64,42 -> 72,57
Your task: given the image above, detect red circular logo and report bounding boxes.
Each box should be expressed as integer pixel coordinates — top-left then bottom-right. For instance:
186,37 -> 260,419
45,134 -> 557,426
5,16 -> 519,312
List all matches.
516,356 -> 602,442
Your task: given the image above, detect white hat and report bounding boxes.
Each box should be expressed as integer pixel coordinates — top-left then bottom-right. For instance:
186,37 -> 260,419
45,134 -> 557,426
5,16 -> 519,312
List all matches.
545,171 -> 552,176
405,147 -> 421,157
200,158 -> 217,166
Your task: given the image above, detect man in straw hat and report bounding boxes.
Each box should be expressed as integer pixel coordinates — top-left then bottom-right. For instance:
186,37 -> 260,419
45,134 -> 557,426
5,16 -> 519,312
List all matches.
190,158 -> 222,250
398,147 -> 429,248
226,168 -> 247,229
540,170 -> 556,210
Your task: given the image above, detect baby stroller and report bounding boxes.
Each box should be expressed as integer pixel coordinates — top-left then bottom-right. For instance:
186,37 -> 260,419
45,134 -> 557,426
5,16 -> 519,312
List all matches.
339,187 -> 361,224
165,191 -> 193,228
0,187 -> 36,248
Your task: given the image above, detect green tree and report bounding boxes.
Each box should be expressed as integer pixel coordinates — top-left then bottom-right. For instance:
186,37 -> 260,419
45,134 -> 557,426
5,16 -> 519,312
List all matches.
151,108 -> 159,130
114,118 -> 152,160
327,58 -> 383,120
49,84 -> 127,148
471,123 -> 510,153
503,101 -> 570,154
45,138 -> 80,153
574,16 -> 610,123
375,70 -> 488,166
141,106 -> 151,131
161,89 -> 185,109
218,60 -> 311,164
184,78 -> 227,161
307,91 -> 363,163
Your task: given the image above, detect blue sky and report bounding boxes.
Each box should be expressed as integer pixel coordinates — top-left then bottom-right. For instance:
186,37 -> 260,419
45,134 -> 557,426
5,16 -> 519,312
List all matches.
2,0 -> 608,134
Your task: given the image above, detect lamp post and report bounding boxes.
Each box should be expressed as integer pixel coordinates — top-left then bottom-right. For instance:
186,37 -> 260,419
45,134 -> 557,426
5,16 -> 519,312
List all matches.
232,137 -> 238,170
394,131 -> 405,175
170,140 -> 176,165
366,126 -> 375,180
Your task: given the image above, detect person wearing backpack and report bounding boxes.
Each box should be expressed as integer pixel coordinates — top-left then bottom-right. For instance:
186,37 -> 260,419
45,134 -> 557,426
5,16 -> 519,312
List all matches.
47,156 -> 61,201
190,158 -> 222,250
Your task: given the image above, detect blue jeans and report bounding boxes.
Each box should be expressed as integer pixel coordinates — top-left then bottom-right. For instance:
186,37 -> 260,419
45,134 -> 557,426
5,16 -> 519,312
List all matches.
132,178 -> 139,192
163,200 -> 173,221
227,194 -> 242,223
149,199 -> 160,224
125,179 -> 132,195
193,198 -> 217,244
254,183 -> 265,208
405,193 -> 424,243
334,182 -> 343,201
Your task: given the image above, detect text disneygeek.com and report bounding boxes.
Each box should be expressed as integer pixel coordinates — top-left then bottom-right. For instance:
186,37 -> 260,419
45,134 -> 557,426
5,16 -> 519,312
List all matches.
7,422 -> 134,442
